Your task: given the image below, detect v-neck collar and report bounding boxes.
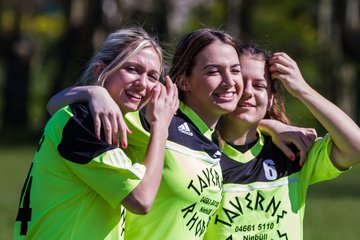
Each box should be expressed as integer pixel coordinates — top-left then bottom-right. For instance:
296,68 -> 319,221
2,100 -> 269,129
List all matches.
179,101 -> 215,141
221,129 -> 265,163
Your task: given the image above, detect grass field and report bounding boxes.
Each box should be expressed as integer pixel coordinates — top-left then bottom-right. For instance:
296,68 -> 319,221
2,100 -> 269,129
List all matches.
1,145 -> 359,240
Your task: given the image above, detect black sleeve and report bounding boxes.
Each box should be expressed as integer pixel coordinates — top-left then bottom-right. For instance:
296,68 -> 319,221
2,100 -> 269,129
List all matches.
58,103 -> 116,164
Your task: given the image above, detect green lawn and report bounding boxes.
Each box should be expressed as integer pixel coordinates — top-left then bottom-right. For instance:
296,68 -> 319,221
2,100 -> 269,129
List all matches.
1,146 -> 34,240
304,167 -> 360,240
1,145 -> 359,240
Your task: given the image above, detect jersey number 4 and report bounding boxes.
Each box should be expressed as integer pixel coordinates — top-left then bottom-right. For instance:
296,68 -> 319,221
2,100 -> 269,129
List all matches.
16,133 -> 44,235
16,163 -> 33,235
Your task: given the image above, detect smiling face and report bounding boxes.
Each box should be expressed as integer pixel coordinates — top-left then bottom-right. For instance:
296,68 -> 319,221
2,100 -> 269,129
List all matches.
103,47 -> 161,114
226,55 -> 273,127
180,41 -> 243,126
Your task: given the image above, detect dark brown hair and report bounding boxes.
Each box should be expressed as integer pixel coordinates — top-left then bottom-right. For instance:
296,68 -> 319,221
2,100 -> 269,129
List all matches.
169,28 -> 240,101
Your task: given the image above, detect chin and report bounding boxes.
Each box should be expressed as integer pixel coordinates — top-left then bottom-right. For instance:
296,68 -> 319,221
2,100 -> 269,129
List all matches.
216,102 -> 238,113
122,103 -> 140,113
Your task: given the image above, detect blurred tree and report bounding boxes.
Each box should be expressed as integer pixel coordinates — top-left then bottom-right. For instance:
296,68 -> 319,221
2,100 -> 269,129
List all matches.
0,0 -> 359,136
48,0 -> 103,98
0,1 -> 34,128
318,0 -> 360,122
117,0 -> 170,41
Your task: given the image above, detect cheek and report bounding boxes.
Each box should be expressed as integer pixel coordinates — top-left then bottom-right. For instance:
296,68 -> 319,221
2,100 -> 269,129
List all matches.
235,78 -> 244,94
146,81 -> 158,94
104,79 -> 126,101
257,91 -> 270,107
103,79 -> 116,96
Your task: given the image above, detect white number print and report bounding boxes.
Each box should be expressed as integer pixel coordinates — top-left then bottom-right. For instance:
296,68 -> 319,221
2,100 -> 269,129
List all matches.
263,159 -> 278,180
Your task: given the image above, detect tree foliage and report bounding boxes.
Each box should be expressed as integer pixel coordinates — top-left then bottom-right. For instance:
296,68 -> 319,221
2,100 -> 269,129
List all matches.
0,0 -> 359,137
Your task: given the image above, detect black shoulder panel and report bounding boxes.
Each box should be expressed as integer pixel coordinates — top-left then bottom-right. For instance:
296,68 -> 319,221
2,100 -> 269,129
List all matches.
221,136 -> 302,184
58,103 -> 116,164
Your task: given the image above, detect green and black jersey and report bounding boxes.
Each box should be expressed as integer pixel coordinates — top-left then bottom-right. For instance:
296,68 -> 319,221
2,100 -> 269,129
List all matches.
14,103 -> 145,240
123,102 -> 223,240
204,131 -> 343,240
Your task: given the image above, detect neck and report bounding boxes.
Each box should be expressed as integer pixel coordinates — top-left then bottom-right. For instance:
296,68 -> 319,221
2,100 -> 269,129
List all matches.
122,109 -> 129,115
220,121 -> 258,145
184,101 -> 221,130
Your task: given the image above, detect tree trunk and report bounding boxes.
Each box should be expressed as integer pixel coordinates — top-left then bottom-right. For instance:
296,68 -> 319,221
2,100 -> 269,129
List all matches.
2,11 -> 32,129
48,0 -> 102,99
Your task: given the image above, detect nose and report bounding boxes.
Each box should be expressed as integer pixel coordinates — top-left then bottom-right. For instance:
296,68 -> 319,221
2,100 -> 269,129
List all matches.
135,74 -> 148,89
242,81 -> 254,98
221,71 -> 235,88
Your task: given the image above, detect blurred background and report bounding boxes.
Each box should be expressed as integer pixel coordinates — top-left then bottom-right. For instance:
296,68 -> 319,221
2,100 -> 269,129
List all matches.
0,0 -> 359,239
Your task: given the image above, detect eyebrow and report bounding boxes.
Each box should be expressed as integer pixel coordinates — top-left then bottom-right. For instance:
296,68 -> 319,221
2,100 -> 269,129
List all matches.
202,63 -> 241,70
125,61 -> 160,75
253,78 -> 268,83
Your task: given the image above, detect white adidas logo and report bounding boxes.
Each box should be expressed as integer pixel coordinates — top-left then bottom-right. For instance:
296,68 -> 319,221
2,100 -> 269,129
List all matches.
212,150 -> 221,159
178,122 -> 193,136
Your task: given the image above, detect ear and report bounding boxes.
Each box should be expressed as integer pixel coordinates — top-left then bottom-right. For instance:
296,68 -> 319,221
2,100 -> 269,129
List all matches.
94,61 -> 106,78
176,76 -> 191,92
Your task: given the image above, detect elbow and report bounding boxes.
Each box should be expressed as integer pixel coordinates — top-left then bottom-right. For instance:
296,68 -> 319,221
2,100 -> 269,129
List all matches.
46,100 -> 55,116
348,141 -> 360,165
122,194 -> 154,215
133,195 -> 155,214
133,202 -> 152,215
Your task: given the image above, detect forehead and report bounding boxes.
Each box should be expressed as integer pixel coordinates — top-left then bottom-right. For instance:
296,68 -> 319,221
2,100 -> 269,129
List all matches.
240,56 -> 269,79
127,47 -> 162,71
195,41 -> 239,64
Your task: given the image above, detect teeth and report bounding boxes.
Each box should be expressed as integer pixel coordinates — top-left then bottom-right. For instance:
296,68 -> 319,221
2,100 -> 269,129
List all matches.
218,92 -> 234,98
127,91 -> 142,99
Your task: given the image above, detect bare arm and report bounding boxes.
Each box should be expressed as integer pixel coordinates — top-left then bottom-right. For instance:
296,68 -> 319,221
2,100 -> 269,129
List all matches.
121,76 -> 179,214
270,52 -> 360,170
47,86 -> 128,147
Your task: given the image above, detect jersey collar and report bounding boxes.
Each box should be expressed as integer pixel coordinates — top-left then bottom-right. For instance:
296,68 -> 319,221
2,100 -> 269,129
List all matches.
179,101 -> 214,140
221,129 -> 265,163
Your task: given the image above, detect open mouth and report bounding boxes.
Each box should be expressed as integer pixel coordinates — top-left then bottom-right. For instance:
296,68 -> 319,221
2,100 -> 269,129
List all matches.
125,90 -> 143,101
213,92 -> 236,101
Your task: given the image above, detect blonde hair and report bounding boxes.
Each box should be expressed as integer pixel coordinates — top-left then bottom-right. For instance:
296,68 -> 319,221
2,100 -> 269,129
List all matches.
78,27 -> 163,86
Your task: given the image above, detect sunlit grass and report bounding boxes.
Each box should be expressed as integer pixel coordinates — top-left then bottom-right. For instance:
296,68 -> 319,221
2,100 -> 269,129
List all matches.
304,166 -> 360,240
0,145 -> 34,240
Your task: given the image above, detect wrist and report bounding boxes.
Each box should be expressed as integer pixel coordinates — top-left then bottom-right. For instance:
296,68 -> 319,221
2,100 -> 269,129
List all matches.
150,123 -> 169,138
259,119 -> 277,136
87,86 -> 105,101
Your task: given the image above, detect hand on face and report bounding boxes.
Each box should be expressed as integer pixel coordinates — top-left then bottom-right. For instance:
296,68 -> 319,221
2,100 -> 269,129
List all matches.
145,76 -> 179,129
96,47 -> 162,147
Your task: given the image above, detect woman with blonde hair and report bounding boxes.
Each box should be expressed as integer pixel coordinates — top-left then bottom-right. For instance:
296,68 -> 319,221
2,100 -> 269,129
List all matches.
14,27 -> 178,240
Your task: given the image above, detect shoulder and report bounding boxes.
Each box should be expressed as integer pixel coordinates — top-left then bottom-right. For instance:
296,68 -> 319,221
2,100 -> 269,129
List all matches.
69,103 -> 92,120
